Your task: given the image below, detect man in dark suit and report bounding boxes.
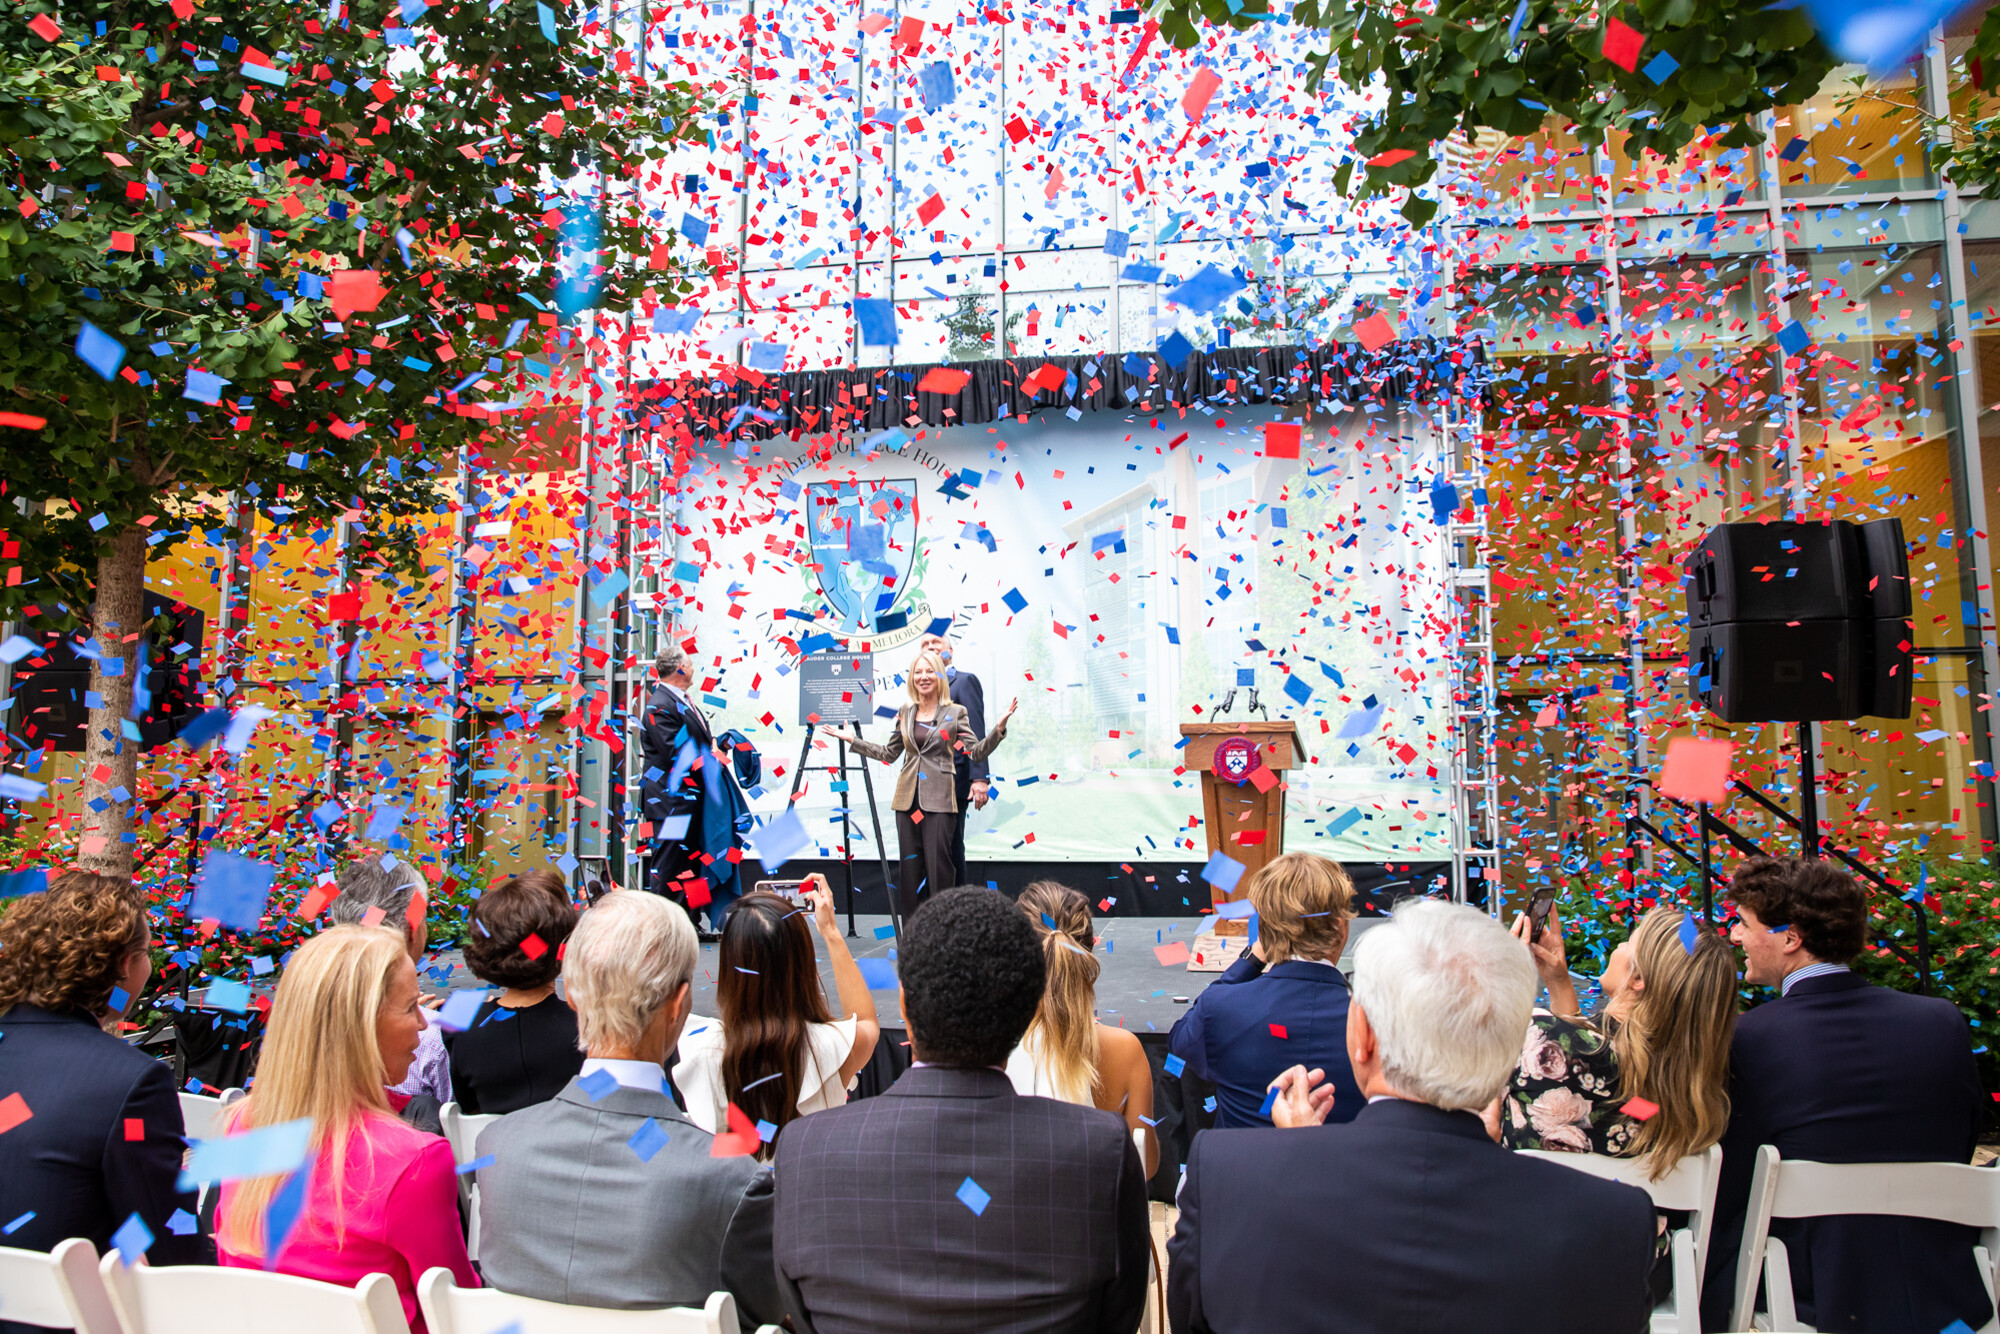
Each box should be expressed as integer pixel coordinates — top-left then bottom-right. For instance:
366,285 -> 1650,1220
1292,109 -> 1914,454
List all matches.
1168,898 -> 1656,1334
774,887 -> 1149,1334
918,628 -> 985,887
1701,857 -> 1990,1334
641,639 -> 736,928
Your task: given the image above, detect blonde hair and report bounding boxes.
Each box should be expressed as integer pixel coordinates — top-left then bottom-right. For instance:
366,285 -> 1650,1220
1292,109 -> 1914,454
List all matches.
217,925 -> 408,1257
566,890 -> 697,1053
1017,881 -> 1100,1105
1611,907 -> 1737,1179
900,650 -> 949,748
1246,853 -> 1354,963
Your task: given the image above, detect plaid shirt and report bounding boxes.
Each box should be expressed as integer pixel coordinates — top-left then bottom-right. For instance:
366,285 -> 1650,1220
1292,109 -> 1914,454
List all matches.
389,1010 -> 453,1105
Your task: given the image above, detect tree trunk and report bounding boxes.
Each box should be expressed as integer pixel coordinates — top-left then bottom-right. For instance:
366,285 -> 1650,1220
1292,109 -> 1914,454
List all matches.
76,526 -> 147,877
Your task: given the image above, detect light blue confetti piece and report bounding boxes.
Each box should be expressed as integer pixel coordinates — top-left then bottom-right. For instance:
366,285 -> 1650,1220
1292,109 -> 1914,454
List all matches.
435,988 -> 491,1032
204,978 -> 251,1014
166,1208 -> 197,1235
627,1117 -> 670,1162
857,957 -> 899,990
873,923 -> 897,940
177,1117 -> 315,1190
75,320 -> 127,379
455,1154 -> 494,1175
577,1067 -> 620,1101
1163,1054 -> 1186,1077
955,1176 -> 991,1216
536,0 -> 557,40
3,1210 -> 35,1235
1642,49 -> 1678,82
111,1212 -> 153,1266
756,1118 -> 779,1143
1200,852 -> 1245,893
855,298 -> 896,346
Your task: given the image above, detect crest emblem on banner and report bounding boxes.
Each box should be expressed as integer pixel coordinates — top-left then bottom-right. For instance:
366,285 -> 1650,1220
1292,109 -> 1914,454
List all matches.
806,479 -> 920,634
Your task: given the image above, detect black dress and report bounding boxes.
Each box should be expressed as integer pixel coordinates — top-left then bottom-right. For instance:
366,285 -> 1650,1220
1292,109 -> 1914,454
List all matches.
443,994 -> 584,1115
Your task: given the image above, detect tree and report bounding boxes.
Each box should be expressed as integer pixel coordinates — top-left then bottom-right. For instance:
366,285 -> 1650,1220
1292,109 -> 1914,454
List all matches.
940,291 -> 1020,362
0,0 -> 706,874
1152,0 -> 1835,225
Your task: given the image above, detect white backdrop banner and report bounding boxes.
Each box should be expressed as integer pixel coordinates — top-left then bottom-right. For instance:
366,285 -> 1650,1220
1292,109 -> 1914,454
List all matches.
661,400 -> 1454,864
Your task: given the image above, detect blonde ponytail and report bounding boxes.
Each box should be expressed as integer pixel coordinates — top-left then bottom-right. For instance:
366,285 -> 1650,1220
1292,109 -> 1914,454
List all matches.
1017,881 -> 1101,1106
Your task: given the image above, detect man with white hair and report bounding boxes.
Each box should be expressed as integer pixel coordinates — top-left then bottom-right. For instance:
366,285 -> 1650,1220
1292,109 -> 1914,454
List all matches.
1166,898 -> 1656,1334
475,890 -> 777,1324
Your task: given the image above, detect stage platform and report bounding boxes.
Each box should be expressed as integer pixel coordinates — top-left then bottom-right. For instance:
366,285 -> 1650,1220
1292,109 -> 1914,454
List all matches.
694,913 -> 1245,1036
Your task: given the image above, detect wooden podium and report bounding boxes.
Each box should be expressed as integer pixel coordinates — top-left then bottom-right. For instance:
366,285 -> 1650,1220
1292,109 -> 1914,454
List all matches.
1179,718 -> 1307,907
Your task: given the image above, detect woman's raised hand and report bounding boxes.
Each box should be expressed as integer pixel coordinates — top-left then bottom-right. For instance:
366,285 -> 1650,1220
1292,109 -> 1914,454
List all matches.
806,873 -> 838,936
998,697 -> 1019,726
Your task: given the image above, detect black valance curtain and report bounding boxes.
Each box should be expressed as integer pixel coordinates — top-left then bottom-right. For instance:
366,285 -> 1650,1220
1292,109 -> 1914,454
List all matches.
634,336 -> 1485,443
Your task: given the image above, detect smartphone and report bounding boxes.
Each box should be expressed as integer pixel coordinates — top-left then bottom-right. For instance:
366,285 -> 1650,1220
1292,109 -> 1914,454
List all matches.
1527,887 -> 1560,940
755,878 -> 813,908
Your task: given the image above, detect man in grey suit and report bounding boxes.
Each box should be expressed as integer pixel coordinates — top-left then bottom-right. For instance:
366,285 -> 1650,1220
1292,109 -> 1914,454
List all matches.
774,887 -> 1150,1334
475,890 -> 778,1327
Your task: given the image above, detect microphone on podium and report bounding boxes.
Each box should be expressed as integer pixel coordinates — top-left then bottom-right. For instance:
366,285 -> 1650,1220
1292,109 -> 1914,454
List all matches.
1217,688 -> 1238,716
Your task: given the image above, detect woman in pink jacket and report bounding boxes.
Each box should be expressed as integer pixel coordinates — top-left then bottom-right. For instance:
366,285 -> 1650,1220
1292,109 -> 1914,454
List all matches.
216,924 -> 477,1332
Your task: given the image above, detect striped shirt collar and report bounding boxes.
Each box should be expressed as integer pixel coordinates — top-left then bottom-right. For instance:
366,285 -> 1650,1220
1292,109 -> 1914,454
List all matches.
1781,961 -> 1850,996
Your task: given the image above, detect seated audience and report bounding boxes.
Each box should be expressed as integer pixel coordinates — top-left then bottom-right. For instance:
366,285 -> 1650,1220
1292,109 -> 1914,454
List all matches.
445,869 -> 583,1114
1167,852 -> 1363,1128
331,855 -> 451,1107
216,925 -> 477,1333
1168,898 -> 1655,1334
1005,880 -> 1159,1176
1500,903 -> 1735,1163
1702,857 -> 1991,1334
672,873 -> 879,1153
475,891 -> 778,1325
775,886 -> 1149,1334
0,870 -> 211,1297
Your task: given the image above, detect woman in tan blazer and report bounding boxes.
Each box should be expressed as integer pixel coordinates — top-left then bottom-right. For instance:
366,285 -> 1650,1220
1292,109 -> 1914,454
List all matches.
822,650 -> 1016,917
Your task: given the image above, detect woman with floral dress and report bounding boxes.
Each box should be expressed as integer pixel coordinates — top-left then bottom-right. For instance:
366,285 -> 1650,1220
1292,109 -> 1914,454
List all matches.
1494,903 -> 1739,1305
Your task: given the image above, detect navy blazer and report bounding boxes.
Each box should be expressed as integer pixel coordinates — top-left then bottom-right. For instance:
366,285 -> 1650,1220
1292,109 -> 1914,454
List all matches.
947,668 -> 987,790
1167,954 -> 1363,1129
773,1064 -> 1149,1334
1701,970 -> 1991,1334
1168,1098 -> 1656,1334
0,1005 -> 211,1271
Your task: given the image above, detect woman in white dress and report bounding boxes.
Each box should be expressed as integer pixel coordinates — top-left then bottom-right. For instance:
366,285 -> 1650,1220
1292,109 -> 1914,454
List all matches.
673,874 -> 880,1157
1005,880 -> 1159,1177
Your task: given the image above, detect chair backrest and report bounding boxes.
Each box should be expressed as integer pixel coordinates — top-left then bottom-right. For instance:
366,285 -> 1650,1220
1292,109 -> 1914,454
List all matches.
176,1087 -> 245,1143
99,1253 -> 411,1334
0,1239 -> 124,1334
1763,1150 -> 2000,1229
1519,1144 -> 1723,1268
1731,1146 -> 2000,1332
438,1103 -> 501,1166
417,1268 -> 733,1334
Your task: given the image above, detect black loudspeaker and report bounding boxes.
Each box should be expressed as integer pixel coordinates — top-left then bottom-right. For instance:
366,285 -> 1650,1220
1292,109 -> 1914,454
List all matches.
10,595 -> 205,753
1683,519 -> 1911,723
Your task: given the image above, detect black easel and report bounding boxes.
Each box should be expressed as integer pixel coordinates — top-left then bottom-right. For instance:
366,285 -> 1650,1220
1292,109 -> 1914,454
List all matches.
788,722 -> 900,946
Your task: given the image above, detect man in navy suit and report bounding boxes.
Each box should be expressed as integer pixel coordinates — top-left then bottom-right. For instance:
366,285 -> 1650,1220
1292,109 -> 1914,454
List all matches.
918,628 -> 984,888
774,887 -> 1149,1333
1701,856 -> 1990,1334
1167,853 -> 1364,1128
1168,898 -> 1656,1334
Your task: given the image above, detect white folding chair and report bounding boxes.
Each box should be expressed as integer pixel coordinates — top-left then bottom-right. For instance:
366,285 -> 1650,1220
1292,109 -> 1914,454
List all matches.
438,1102 -> 501,1262
0,1238 -> 125,1334
1521,1144 -> 1721,1334
418,1269 -> 782,1334
1134,1127 -> 1162,1334
99,1251 -> 410,1334
1730,1146 -> 2000,1333
174,1086 -> 244,1143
